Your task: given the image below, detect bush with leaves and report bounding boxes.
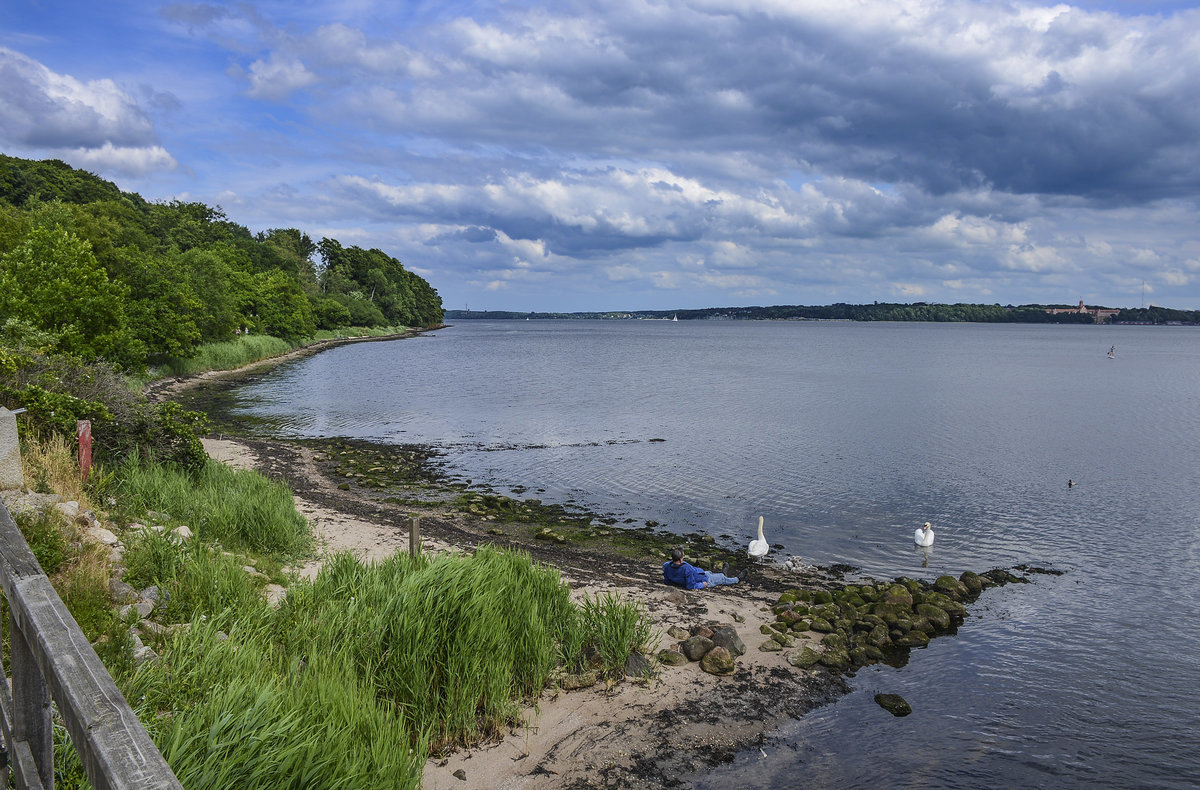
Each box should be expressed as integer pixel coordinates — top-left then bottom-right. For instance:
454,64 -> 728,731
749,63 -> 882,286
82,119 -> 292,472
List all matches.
0,345 -> 208,470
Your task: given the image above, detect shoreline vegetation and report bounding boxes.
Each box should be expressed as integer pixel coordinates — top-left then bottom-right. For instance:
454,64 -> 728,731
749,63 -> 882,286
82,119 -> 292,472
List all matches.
2,327 -> 1051,788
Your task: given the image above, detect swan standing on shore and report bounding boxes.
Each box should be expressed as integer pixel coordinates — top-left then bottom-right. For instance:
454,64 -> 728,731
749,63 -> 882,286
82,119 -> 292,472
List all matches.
748,516 -> 769,557
914,521 -> 935,547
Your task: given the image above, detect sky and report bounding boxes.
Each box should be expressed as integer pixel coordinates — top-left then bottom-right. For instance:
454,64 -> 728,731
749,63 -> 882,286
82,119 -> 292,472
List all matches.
3,0 -> 1200,312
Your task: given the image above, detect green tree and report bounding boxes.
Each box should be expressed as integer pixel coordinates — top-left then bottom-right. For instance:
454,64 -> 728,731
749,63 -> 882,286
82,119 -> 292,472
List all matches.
0,225 -> 144,367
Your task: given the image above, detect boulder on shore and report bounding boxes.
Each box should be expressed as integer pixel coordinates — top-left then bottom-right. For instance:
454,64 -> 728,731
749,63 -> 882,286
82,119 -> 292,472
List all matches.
709,625 -> 746,657
682,635 -> 715,661
700,646 -> 735,675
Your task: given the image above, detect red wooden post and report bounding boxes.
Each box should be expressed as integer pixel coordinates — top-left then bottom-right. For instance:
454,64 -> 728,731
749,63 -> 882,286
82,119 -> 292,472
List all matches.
77,421 -> 92,483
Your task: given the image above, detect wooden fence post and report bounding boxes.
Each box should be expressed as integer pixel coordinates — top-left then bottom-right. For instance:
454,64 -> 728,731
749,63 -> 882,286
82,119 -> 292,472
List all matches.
77,420 -> 92,484
409,516 -> 421,558
9,611 -> 52,790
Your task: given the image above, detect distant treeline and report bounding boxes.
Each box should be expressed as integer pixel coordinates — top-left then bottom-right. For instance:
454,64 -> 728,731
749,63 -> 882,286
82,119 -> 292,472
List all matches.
446,302 -> 1199,325
0,155 -> 443,370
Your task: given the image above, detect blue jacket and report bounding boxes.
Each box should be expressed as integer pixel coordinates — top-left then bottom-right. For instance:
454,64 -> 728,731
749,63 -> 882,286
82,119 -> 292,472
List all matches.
663,560 -> 707,590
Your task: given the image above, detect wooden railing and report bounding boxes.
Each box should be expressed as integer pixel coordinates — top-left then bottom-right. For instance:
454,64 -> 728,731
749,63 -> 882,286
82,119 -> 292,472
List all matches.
0,500 -> 182,790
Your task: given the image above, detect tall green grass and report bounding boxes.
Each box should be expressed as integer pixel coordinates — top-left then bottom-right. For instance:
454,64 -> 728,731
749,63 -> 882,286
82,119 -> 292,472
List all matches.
108,455 -> 310,557
122,617 -> 423,790
276,546 -> 576,751
152,335 -> 294,378
149,326 -> 408,379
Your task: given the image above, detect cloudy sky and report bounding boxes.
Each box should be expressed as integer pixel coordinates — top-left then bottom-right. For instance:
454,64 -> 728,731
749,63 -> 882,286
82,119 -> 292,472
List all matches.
3,0 -> 1200,312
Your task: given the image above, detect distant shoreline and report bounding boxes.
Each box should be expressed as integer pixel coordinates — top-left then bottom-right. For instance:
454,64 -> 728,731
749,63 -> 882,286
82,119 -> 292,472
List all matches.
444,301 -> 1198,325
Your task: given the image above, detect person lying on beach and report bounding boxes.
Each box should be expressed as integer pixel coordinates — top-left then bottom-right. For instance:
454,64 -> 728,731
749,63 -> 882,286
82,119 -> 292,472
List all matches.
662,548 -> 739,589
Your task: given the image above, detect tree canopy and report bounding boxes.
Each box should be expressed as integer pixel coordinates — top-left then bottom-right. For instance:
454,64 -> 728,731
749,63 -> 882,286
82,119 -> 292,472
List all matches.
0,154 -> 443,370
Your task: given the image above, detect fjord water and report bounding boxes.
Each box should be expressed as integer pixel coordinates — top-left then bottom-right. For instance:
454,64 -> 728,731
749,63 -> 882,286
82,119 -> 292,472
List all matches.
228,320 -> 1200,788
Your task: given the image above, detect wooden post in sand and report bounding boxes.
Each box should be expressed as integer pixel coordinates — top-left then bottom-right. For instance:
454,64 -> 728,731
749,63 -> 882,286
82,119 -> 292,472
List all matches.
409,516 -> 421,557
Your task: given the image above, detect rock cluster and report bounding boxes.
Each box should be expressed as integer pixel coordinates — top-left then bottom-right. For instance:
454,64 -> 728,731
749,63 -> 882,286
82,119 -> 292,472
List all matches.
767,570 -> 1026,675
658,623 -> 746,675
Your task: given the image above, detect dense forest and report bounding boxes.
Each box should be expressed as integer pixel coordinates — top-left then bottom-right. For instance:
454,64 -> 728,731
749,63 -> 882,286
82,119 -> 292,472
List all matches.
0,154 -> 444,371
447,301 -> 1199,325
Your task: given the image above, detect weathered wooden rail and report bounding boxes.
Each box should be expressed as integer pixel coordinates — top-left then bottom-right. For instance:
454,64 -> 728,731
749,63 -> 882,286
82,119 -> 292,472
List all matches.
0,500 -> 183,790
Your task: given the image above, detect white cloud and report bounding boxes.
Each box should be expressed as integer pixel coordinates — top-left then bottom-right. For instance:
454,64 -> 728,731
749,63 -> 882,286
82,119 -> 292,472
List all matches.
0,46 -> 162,150
64,143 -> 178,176
246,53 -> 318,100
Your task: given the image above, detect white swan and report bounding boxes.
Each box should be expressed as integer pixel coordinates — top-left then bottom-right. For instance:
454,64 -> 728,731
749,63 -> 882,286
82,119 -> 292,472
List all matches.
914,521 -> 935,547
748,516 -> 769,557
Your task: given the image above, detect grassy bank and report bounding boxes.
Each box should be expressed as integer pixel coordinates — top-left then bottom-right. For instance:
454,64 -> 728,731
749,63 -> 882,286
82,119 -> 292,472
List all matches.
147,325 -> 411,380
14,436 -> 656,789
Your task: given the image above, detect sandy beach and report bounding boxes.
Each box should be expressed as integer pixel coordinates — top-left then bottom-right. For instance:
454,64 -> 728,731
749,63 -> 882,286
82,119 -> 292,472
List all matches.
201,434 -> 850,789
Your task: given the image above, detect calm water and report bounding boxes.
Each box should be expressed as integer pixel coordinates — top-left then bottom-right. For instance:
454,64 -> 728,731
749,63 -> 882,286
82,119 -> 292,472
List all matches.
226,320 -> 1200,789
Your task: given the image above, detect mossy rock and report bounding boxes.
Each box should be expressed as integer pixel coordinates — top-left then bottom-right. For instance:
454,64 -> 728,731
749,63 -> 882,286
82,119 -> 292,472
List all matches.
772,632 -> 795,647
770,622 -> 789,634
935,575 -> 970,600
700,646 -> 736,675
841,592 -> 866,608
867,624 -> 892,648
797,589 -> 813,602
849,646 -> 870,664
916,603 -> 952,631
874,693 -> 912,717
894,629 -> 931,648
809,617 -> 834,633
959,571 -> 983,594
858,584 -> 878,600
864,645 -> 885,660
760,624 -> 777,636
788,646 -> 822,669
834,619 -> 854,633
790,620 -> 811,632
773,602 -> 795,615
911,615 -> 935,634
337,483 -> 351,491
921,591 -> 966,617
820,632 -> 846,649
818,647 -> 852,670
881,584 -> 913,608
900,578 -> 922,594
779,609 -> 803,625
813,590 -> 834,605
777,592 -> 798,605
759,639 -> 784,653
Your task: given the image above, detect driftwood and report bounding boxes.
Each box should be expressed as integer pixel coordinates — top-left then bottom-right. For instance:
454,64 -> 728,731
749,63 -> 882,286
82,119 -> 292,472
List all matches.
0,501 -> 182,790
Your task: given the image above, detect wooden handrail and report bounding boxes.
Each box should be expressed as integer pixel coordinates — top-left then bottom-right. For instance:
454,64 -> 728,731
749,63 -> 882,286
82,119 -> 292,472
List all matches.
0,500 -> 183,790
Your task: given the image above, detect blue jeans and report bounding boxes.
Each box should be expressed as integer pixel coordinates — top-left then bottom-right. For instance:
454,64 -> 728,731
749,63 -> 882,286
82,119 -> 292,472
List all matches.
703,571 -> 738,587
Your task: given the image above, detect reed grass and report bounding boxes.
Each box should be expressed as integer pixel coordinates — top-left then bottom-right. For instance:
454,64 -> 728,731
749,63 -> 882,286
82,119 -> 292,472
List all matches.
576,591 -> 657,677
107,454 -> 310,557
151,335 -> 294,378
122,617 -> 423,790
148,326 -> 408,379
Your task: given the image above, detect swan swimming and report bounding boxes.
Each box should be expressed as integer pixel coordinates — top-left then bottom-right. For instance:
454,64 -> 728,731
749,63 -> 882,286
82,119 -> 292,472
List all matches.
914,521 -> 935,547
748,516 -> 769,557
